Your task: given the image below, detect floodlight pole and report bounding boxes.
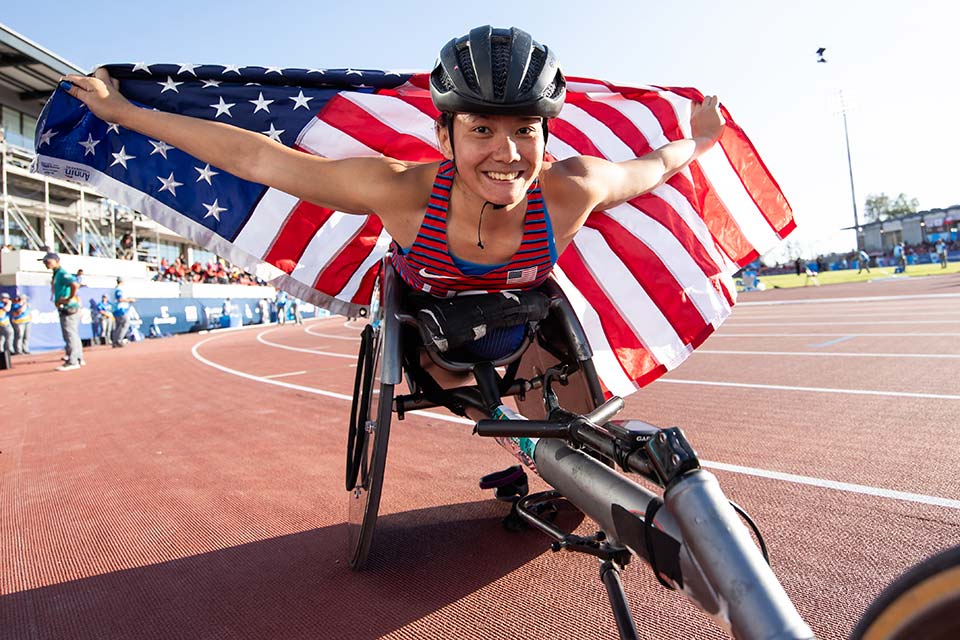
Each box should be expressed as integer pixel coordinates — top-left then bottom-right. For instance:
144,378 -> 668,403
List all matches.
839,91 -> 861,250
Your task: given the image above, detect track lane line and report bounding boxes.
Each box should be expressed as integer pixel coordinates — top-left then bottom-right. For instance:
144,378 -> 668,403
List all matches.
255,329 -> 355,359
698,349 -> 960,359
192,333 -> 960,510
659,378 -> 960,400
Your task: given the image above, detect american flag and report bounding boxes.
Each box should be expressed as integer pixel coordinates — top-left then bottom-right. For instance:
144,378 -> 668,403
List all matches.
32,64 -> 794,396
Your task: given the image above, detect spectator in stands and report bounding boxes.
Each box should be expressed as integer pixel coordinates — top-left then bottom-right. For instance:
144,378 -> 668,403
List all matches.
0,292 -> 13,355
41,252 -> 84,370
10,291 -> 31,355
119,232 -> 135,260
97,294 -> 114,346
857,249 -> 871,274
111,276 -> 136,348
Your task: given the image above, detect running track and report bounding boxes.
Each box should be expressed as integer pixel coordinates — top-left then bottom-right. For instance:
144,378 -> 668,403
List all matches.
2,274 -> 959,639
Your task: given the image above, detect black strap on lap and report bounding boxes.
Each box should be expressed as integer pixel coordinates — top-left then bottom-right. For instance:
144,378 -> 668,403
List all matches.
413,290 -> 550,353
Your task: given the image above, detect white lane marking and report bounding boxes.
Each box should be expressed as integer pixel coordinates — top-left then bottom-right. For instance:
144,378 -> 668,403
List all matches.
262,370 -> 308,379
809,336 -> 855,348
712,332 -> 960,337
305,324 -> 361,340
698,349 -> 960,359
739,293 -> 960,306
659,378 -> 960,400
734,312 -> 960,320
725,320 -> 956,326
703,460 -> 960,510
255,330 -> 355,359
192,335 -> 959,508
194,334 -> 470,425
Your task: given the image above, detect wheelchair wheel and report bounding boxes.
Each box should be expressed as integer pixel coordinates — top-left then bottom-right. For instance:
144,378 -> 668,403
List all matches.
851,544 -> 960,640
345,313 -> 395,569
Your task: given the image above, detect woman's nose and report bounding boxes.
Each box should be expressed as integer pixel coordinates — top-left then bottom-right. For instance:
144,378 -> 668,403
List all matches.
493,135 -> 521,162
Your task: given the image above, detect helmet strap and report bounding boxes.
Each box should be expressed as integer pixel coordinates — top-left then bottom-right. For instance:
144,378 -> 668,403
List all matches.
477,201 -> 506,249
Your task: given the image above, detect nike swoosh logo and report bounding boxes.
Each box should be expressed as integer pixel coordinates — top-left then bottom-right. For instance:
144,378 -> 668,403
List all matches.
419,268 -> 458,280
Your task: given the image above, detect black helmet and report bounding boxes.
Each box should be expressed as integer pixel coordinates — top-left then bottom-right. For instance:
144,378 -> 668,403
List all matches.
430,26 -> 566,118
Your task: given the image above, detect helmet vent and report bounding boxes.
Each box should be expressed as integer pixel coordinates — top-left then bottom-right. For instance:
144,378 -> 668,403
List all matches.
455,44 -> 480,93
519,47 -> 547,96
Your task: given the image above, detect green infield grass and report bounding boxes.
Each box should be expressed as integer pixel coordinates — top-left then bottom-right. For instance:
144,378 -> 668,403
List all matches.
750,262 -> 960,290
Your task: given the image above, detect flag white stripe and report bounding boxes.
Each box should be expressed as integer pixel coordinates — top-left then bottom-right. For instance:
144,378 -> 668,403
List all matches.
556,103 -> 636,162
656,91 -> 780,253
336,229 -> 392,301
292,212 -> 367,286
696,145 -> 781,251
603,203 -> 731,324
651,182 -> 738,276
299,115 -> 379,159
573,227 -> 690,369
551,265 -> 636,396
588,93 -> 670,149
545,135 -> 579,161
234,188 -> 299,259
342,92 -> 439,150
564,81 -> 613,94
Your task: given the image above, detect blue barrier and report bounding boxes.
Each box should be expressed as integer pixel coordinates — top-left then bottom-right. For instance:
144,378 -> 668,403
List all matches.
0,284 -> 329,353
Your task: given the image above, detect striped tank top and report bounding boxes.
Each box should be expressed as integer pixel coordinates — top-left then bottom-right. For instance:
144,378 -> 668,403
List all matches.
392,160 -> 557,297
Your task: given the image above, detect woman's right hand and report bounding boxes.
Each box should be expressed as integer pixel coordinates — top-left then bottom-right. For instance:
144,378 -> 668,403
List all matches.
60,68 -> 134,125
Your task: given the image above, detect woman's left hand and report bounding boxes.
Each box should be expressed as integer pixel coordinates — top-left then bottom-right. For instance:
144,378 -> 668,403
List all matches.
691,95 -> 724,142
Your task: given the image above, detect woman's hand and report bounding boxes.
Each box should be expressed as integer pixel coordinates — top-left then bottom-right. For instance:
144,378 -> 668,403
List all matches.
60,68 -> 135,125
690,95 -> 724,143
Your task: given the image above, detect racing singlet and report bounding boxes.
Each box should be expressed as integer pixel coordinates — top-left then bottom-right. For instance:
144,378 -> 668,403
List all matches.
391,160 -> 557,297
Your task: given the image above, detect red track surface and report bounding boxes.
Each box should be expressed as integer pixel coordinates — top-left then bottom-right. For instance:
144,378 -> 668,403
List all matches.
3,274 -> 960,639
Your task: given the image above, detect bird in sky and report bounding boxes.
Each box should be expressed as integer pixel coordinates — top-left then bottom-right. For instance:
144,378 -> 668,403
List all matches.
816,47 -> 827,63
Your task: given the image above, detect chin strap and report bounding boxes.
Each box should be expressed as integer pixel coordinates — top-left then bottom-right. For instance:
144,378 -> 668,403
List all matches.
478,201 -> 506,249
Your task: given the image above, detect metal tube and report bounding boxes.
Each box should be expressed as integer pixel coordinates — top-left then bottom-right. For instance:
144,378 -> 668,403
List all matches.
599,560 -> 639,640
666,471 -> 813,639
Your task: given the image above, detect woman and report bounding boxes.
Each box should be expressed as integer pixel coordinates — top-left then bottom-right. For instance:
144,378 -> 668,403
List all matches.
61,26 -> 722,345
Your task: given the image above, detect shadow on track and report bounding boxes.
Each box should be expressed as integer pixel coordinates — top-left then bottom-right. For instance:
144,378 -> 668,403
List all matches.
0,499 -> 582,640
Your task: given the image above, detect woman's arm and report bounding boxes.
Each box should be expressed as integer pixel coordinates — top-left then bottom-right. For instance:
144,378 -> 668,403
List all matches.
551,96 -> 724,216
61,69 -> 414,215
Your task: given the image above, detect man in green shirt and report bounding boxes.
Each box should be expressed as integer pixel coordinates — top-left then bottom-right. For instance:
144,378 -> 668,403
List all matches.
41,252 -> 84,371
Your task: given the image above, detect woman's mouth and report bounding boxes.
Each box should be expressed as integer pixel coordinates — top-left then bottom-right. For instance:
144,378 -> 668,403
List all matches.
484,170 -> 523,182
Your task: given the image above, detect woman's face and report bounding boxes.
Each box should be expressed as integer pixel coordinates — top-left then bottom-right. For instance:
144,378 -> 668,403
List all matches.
440,113 -> 545,206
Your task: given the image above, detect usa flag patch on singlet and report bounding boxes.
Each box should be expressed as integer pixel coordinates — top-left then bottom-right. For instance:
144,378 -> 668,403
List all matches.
506,267 -> 538,285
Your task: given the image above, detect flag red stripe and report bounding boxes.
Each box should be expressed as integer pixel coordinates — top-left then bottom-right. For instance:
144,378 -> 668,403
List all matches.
717,124 -> 794,236
556,246 -> 658,384
584,213 -> 711,345
351,262 -> 381,304
314,216 -> 384,296
688,162 -> 759,265
318,94 -> 440,161
264,200 -> 335,270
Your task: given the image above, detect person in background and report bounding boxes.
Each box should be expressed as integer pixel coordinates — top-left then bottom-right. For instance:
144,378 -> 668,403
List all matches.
119,232 -> 134,260
275,289 -> 288,325
291,297 -> 303,325
97,294 -> 114,345
111,276 -> 136,348
222,297 -> 233,316
75,268 -> 86,287
11,291 -> 31,354
41,252 -> 84,370
258,298 -> 271,324
0,292 -> 13,355
857,249 -> 871,274
936,238 -> 948,268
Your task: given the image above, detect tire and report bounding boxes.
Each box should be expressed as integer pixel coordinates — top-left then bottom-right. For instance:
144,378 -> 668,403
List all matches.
851,544 -> 960,640
346,295 -> 395,569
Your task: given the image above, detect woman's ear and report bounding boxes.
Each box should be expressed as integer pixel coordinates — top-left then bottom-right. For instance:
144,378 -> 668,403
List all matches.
436,120 -> 454,160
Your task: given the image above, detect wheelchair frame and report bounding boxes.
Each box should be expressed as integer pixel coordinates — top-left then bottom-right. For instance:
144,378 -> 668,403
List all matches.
345,259 -> 814,640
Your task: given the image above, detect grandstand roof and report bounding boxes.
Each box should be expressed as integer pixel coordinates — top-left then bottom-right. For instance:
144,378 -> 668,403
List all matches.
0,21 -> 84,106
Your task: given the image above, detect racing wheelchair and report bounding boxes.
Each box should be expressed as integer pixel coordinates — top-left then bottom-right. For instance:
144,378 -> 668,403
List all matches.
345,259 -> 814,640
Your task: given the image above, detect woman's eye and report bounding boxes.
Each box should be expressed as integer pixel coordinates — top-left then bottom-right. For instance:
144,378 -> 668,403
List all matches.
473,126 -> 489,134
517,127 -> 535,135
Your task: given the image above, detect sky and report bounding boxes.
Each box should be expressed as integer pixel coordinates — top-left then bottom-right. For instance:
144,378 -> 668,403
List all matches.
4,0 -> 957,260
